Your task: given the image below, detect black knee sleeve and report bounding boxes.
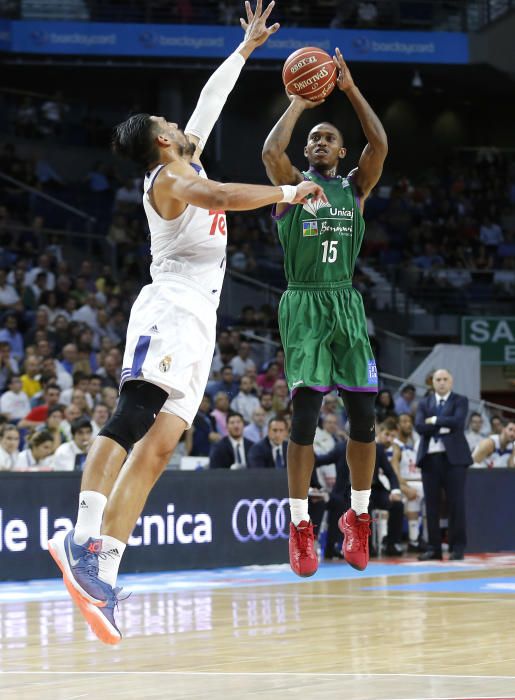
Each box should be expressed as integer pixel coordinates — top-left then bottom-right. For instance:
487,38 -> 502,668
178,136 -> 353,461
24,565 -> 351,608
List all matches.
99,380 -> 169,452
290,388 -> 324,446
340,390 -> 376,443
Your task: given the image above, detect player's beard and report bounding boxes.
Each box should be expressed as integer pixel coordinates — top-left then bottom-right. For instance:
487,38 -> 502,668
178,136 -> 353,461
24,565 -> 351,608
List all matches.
180,138 -> 196,158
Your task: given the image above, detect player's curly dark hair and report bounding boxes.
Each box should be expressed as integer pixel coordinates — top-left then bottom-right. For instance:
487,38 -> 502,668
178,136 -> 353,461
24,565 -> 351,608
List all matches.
112,113 -> 159,170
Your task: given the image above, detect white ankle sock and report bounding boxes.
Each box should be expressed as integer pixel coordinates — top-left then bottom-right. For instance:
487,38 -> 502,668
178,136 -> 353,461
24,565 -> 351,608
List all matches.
289,498 -> 309,526
351,489 -> 371,516
409,519 -> 420,543
98,535 -> 126,588
73,491 -> 107,545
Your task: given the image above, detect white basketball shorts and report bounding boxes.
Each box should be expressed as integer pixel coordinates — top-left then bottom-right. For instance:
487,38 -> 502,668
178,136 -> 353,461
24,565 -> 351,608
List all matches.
121,280 -> 217,427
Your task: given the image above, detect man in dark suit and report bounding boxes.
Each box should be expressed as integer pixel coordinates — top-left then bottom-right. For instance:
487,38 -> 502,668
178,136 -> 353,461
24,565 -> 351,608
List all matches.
315,441 -> 404,559
247,416 -> 288,469
415,368 -> 472,561
209,412 -> 254,469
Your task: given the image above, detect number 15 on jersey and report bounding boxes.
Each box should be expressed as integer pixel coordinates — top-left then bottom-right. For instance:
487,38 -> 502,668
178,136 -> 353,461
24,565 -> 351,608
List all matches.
321,240 -> 338,263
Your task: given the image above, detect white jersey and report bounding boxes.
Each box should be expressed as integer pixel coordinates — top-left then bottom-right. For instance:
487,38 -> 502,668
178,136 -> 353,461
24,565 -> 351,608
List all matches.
485,434 -> 513,468
121,162 -> 227,428
144,163 -> 227,305
394,437 -> 421,481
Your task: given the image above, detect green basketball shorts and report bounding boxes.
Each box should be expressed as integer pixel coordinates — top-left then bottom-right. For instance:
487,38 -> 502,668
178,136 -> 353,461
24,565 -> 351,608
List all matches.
278,281 -> 378,394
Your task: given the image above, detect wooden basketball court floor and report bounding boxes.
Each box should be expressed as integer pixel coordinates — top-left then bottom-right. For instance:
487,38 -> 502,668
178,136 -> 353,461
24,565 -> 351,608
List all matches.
1,554 -> 515,700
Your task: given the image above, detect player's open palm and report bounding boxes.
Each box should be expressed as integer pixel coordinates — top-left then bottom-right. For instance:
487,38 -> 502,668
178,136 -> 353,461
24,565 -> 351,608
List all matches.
240,0 -> 280,47
292,181 -> 327,205
333,47 -> 355,92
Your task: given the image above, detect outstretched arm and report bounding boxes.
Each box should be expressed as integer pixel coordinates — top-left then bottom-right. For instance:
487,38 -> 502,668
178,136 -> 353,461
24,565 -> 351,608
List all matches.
333,48 -> 387,204
185,0 -> 279,160
158,166 -> 325,212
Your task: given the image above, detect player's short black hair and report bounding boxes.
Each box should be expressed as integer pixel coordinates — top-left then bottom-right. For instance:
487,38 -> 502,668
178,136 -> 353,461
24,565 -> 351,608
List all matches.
112,113 -> 159,169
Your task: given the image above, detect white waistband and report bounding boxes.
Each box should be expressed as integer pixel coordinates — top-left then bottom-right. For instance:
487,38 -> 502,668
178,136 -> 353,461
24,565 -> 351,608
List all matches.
150,271 -> 220,306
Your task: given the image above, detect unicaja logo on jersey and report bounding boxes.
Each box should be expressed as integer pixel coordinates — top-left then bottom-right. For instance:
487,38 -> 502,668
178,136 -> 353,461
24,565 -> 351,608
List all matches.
303,220 -> 318,237
302,195 -> 329,217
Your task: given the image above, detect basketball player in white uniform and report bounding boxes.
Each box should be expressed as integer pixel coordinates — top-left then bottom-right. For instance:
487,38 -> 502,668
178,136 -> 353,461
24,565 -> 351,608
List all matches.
472,420 -> 515,469
47,1 -> 324,645
390,413 -> 423,550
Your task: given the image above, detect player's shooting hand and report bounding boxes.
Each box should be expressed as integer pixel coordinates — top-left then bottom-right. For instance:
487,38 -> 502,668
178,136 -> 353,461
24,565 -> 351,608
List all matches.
286,91 -> 325,109
292,181 -> 327,204
333,47 -> 356,93
240,0 -> 280,49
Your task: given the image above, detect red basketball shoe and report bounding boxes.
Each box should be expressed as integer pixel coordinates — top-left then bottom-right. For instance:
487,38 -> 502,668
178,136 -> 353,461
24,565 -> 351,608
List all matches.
338,509 -> 371,571
289,520 -> 318,578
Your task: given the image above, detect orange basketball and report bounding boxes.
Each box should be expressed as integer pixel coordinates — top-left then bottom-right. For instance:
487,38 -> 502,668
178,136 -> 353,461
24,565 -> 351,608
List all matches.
282,46 -> 337,102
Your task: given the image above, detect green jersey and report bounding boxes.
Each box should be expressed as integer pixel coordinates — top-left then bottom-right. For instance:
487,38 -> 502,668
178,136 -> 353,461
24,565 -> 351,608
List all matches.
274,168 -> 365,285
275,167 -> 377,393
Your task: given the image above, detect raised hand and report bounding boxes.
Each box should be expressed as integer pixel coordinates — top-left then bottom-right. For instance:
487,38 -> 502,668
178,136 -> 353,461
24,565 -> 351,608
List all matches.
333,47 -> 356,92
240,0 -> 280,49
292,181 -> 327,205
286,91 -> 325,110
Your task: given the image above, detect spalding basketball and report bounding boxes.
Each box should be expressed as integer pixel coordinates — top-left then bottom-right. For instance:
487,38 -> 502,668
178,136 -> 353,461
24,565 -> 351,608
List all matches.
282,47 -> 337,102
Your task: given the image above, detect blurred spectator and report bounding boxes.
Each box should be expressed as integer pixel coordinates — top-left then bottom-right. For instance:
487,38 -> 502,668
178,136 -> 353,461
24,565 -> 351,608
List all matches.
61,343 -> 78,375
21,355 -> 41,399
490,415 -> 504,435
191,394 -> 220,457
230,375 -> 260,424
0,269 -> 20,310
207,365 -> 239,402
465,412 -> 486,453
243,406 -> 268,443
90,403 -> 110,438
256,361 -> 280,393
479,215 -> 503,252
0,374 -> 31,421
394,384 -> 417,416
97,352 -> 120,389
375,389 -> 397,423
18,383 -> 61,429
101,386 -> 118,413
40,91 -> 69,136
209,412 -> 252,469
320,393 -> 347,431
15,430 -> 55,470
248,417 -> 288,469
211,392 -> 230,437
0,424 -> 20,470
26,253 -> 56,290
0,314 -> 24,362
315,413 -> 346,454
260,391 -> 275,424
60,403 -> 82,441
0,341 -> 20,392
52,417 -> 93,471
271,378 -> 289,415
39,405 -> 67,452
60,371 -> 91,408
230,340 -> 256,379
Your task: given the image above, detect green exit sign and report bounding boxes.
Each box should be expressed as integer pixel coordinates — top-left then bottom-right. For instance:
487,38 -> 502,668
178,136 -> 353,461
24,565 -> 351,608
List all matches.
461,317 -> 515,365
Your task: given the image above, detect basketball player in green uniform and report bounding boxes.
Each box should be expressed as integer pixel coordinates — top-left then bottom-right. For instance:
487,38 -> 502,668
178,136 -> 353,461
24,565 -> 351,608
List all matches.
262,48 -> 388,576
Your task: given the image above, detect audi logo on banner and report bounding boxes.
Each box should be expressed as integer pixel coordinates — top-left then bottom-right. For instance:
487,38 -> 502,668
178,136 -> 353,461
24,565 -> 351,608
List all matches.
232,498 -> 290,542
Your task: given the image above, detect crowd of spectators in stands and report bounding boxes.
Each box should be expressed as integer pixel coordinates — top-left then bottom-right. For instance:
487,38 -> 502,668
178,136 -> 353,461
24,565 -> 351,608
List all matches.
2,0 -> 479,31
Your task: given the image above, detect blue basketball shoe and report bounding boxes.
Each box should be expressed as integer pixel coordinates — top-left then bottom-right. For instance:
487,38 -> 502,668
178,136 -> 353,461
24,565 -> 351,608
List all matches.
71,580 -> 126,645
48,528 -> 107,606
